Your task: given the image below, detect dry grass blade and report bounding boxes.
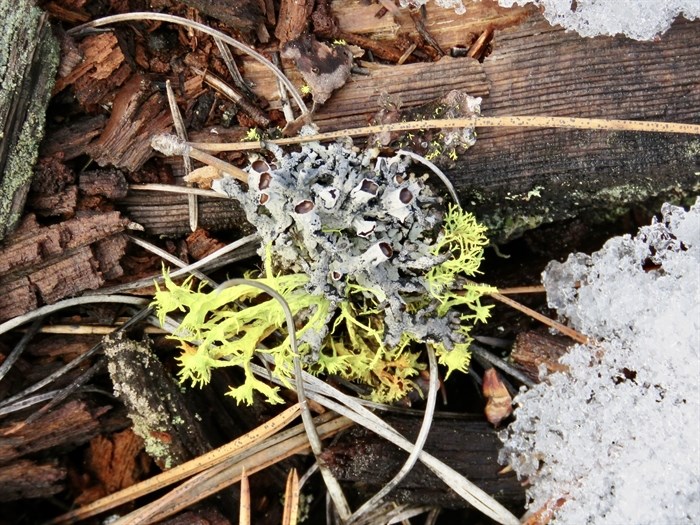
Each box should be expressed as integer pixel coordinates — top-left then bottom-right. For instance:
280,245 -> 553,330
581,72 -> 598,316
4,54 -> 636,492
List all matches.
290,373 -> 519,525
470,343 -> 535,389
127,234 -> 216,287
488,291 -> 588,344
216,278 -> 352,520
0,295 -> 147,337
190,115 -> 700,153
48,404 -> 302,524
282,469 -> 300,525
151,133 -> 250,184
244,361 -> 518,525
128,183 -> 228,198
112,414 -> 352,525
348,345 -> 439,524
0,317 -> 43,383
497,285 -> 546,294
165,79 -> 198,232
239,467 -> 251,525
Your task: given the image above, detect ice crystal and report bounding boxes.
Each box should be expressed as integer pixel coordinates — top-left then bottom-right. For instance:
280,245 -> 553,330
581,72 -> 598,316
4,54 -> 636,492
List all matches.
499,199 -> 700,524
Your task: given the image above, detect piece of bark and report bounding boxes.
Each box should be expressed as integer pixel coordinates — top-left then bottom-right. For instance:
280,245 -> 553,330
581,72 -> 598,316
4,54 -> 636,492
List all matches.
454,16 -> 700,241
103,333 -> 211,470
119,191 -> 253,238
88,74 -> 173,171
276,0 -> 315,46
324,414 -> 524,509
186,228 -> 227,260
180,0 -> 265,38
26,155 -> 77,218
28,185 -> 78,219
53,32 -> 131,108
0,212 -> 129,322
242,55 -> 488,129
329,0 -> 530,50
0,0 -> 59,240
40,115 -> 107,161
0,400 -> 110,464
79,169 -> 129,200
510,331 -> 573,382
0,460 -> 66,502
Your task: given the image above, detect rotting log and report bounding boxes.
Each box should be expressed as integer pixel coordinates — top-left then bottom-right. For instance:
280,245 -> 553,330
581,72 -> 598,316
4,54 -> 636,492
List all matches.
243,6 -> 700,242
324,414 -> 524,510
0,0 -> 59,240
103,333 -> 211,470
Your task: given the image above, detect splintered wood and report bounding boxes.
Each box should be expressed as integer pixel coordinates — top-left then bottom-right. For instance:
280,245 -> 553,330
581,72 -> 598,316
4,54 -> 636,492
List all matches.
0,212 -> 128,322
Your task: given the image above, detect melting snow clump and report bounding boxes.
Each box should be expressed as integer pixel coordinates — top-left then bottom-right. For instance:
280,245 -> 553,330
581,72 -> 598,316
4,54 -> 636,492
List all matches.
499,199 -> 700,524
497,0 -> 700,40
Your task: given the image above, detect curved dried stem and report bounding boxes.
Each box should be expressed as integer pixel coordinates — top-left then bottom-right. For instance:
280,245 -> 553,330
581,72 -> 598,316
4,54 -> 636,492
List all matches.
395,149 -> 460,206
348,344 -> 440,524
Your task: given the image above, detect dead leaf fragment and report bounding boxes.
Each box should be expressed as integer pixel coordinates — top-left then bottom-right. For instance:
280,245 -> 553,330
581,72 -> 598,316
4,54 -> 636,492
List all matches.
281,35 -> 353,107
483,367 -> 513,426
184,165 -> 221,189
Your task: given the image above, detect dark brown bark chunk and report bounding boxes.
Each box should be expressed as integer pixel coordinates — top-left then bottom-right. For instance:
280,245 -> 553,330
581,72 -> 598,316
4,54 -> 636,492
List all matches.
88,74 -> 173,171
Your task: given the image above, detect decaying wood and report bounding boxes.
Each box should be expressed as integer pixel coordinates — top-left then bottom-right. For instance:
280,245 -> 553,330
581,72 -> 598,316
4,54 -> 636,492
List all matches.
186,228 -> 227,260
75,429 -> 147,505
0,212 -> 129,322
181,0 -> 266,39
0,459 -> 66,501
53,32 -> 131,108
324,414 -> 524,509
0,0 -> 59,240
89,74 -> 173,171
246,5 -> 700,241
457,17 -> 700,241
0,400 -> 111,463
243,55 -> 489,130
119,191 -> 253,238
103,333 -> 211,470
40,115 -> 106,161
510,331 -> 573,382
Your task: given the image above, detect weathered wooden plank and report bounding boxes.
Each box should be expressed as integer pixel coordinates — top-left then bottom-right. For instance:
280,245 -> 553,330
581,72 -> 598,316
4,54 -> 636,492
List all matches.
456,16 -> 700,240
325,414 -> 524,509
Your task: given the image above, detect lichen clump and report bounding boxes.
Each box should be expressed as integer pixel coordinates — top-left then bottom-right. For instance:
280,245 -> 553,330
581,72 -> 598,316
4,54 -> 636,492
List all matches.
153,139 -> 493,404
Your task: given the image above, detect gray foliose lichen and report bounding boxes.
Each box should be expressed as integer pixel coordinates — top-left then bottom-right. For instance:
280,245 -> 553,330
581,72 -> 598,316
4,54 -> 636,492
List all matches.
213,135 -> 461,349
